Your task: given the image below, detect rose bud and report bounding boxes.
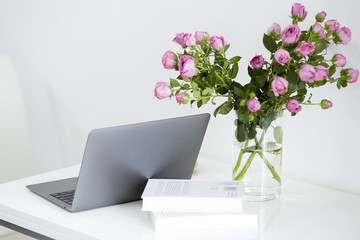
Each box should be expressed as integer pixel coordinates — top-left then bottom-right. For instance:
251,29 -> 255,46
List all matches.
176,92 -> 186,102
210,36 -> 226,50
286,100 -> 302,114
298,64 -> 317,82
294,42 -> 315,56
291,3 -> 308,20
320,99 -> 333,109
178,55 -> 197,78
274,49 -> 292,66
154,82 -> 171,100
316,11 -> 327,22
325,19 -> 340,31
337,26 -> 352,45
195,31 -> 209,44
247,98 -> 261,112
250,55 -> 264,69
281,24 -> 301,44
267,23 -> 281,35
162,51 -> 177,69
333,54 -> 347,67
314,65 -> 329,81
173,33 -> 187,48
183,34 -> 196,47
271,77 -> 288,96
313,23 -> 326,39
347,68 -> 359,83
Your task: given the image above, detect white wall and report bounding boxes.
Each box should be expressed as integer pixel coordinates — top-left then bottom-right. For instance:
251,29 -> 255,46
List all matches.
0,0 -> 359,194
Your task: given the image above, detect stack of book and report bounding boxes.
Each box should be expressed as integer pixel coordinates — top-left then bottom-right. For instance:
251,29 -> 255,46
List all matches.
141,179 -> 257,232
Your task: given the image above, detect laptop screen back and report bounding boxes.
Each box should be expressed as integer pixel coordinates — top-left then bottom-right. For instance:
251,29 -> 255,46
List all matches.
71,113 -> 210,212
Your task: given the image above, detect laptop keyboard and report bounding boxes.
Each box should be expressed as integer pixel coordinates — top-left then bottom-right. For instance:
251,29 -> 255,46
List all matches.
50,190 -> 75,205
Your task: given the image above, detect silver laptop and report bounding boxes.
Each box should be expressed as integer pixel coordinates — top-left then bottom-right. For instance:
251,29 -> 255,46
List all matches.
27,113 -> 210,212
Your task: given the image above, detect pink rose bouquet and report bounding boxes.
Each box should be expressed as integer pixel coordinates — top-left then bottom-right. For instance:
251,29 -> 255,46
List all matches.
155,3 -> 357,184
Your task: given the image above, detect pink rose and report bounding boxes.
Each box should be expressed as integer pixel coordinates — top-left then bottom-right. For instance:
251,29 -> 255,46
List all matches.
337,27 -> 351,45
154,82 -> 171,100
178,55 -> 197,78
313,23 -> 326,39
316,11 -> 327,22
271,77 -> 288,97
286,100 -> 302,114
325,19 -> 340,31
247,98 -> 261,112
195,31 -> 209,44
210,36 -> 226,50
162,51 -> 176,69
291,3 -> 307,19
267,23 -> 281,35
250,55 -> 264,69
348,68 -> 359,83
333,54 -> 347,67
320,99 -> 333,109
183,34 -> 196,47
173,33 -> 187,48
298,64 -> 317,82
274,49 -> 292,66
173,33 -> 196,48
314,65 -> 329,81
295,42 -> 315,56
281,25 -> 301,44
176,92 -> 186,102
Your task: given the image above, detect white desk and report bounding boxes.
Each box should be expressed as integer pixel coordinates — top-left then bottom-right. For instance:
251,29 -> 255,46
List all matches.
0,157 -> 360,240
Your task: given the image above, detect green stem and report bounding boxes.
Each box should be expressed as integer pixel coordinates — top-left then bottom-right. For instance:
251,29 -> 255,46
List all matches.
214,71 -> 229,87
233,127 -> 282,184
233,152 -> 256,180
232,138 -> 249,176
257,151 -> 282,184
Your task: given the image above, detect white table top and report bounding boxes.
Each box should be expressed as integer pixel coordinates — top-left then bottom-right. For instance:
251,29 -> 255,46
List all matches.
0,157 -> 360,240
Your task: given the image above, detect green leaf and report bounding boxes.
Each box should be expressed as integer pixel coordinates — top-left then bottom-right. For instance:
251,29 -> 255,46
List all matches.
232,82 -> 246,98
287,70 -> 305,90
224,43 -> 230,52
214,101 -> 233,117
263,34 -> 277,53
219,101 -> 233,115
191,82 -> 199,90
206,70 -> 216,87
181,84 -> 190,90
248,123 -> 257,139
197,100 -> 203,108
229,56 -> 241,64
315,39 -> 327,54
320,62 -> 329,68
275,66 -> 286,75
202,88 -> 209,95
193,90 -> 201,98
251,75 -> 266,88
248,66 -> 266,77
329,65 -> 336,78
170,79 -> 180,87
202,97 -> 210,105
217,87 -> 229,95
231,63 -> 239,79
274,126 -> 283,144
235,122 -> 247,142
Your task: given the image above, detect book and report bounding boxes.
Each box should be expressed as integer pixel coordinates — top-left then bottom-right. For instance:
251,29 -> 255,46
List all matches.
141,179 -> 244,212
147,211 -> 258,232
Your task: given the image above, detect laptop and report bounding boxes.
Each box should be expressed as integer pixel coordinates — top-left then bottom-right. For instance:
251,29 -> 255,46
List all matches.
27,113 -> 210,212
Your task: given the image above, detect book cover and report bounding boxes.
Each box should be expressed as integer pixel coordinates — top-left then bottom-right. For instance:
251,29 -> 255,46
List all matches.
141,179 -> 244,212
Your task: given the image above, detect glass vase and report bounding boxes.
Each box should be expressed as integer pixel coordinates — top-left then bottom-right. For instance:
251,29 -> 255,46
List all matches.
232,110 -> 283,201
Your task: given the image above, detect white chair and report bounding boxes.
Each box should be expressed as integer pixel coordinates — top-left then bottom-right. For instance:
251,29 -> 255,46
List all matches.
0,56 -> 34,238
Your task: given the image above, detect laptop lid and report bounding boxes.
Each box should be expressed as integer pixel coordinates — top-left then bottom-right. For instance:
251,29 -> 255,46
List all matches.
52,113 -> 210,212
